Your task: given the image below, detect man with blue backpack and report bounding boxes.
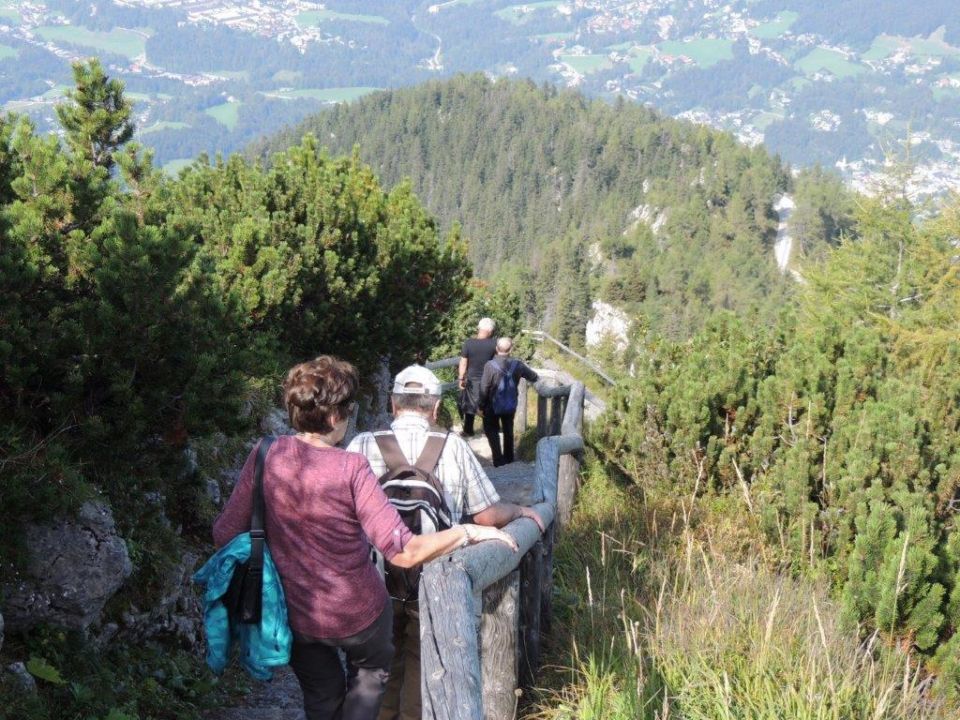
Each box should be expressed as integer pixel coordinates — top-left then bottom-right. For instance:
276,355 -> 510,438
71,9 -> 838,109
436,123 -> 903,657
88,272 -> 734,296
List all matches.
479,337 -> 539,467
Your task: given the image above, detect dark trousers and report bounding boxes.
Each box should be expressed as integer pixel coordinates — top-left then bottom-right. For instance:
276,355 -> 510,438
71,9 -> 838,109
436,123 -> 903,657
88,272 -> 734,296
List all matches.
289,601 -> 394,720
377,601 -> 420,720
459,377 -> 482,435
483,412 -> 515,467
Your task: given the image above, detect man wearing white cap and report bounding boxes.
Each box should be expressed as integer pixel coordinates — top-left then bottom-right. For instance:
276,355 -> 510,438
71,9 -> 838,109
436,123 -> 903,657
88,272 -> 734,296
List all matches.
347,363 -> 543,720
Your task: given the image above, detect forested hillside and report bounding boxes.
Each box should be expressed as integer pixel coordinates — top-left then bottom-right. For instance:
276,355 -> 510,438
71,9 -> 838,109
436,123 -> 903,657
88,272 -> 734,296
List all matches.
255,75 -> 844,342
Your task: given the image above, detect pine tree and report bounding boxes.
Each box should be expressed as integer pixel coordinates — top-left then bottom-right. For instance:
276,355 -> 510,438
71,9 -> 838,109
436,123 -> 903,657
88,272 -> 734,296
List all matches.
56,58 -> 133,172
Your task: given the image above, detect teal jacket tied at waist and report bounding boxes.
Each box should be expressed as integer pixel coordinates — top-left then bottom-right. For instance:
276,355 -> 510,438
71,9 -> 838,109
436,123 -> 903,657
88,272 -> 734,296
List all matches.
193,532 -> 292,680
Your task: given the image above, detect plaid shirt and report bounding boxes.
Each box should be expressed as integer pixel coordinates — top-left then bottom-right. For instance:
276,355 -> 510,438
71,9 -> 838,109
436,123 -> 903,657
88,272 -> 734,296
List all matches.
346,414 -> 500,524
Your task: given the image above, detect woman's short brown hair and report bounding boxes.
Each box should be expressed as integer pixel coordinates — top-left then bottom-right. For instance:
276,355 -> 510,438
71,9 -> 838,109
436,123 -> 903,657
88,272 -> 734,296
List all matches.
283,356 -> 359,434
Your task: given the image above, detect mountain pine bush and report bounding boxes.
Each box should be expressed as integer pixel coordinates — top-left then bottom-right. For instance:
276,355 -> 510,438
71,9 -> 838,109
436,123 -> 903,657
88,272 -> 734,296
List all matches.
596,194 -> 960,693
0,62 -> 471,564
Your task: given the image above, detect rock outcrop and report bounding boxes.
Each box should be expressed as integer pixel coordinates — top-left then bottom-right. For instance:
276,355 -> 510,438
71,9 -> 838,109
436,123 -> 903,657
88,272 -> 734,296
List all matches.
2,502 -> 132,633
120,552 -> 202,648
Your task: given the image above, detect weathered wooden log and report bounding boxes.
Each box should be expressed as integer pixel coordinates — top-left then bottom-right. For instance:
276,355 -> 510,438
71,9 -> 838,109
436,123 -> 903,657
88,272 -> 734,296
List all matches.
481,570 -> 520,720
420,558 -> 482,720
540,523 -> 556,636
556,383 -> 585,528
536,394 -> 547,439
519,540 -> 544,688
550,396 -> 563,436
425,357 -> 461,370
534,435 -> 581,508
515,378 -> 528,435
557,452 -> 580,529
450,507 -> 554,591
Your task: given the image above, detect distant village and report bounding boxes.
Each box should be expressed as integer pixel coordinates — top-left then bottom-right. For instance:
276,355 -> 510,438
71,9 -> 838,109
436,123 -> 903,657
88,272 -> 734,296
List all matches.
1,0 -> 957,198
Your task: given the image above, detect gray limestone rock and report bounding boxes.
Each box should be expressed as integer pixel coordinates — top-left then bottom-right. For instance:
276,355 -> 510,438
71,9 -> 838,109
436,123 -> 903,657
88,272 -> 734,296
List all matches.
6,662 -> 37,695
1,502 -> 132,633
120,552 -> 202,647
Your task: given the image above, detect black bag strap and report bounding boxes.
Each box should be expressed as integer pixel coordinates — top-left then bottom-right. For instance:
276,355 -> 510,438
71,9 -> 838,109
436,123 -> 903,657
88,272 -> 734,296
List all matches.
415,432 -> 448,475
248,436 -> 276,573
374,432 -> 409,472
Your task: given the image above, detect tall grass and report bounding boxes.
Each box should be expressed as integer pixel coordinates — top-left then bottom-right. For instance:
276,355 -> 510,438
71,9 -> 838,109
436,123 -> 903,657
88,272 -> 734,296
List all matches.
529,457 -> 952,720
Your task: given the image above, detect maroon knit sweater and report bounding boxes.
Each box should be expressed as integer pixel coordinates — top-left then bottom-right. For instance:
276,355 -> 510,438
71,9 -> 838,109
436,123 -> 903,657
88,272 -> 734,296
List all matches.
213,436 -> 412,639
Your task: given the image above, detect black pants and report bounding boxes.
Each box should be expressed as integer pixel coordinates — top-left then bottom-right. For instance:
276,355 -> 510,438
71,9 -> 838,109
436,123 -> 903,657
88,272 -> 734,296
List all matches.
289,601 -> 394,720
459,377 -> 482,435
483,412 -> 515,467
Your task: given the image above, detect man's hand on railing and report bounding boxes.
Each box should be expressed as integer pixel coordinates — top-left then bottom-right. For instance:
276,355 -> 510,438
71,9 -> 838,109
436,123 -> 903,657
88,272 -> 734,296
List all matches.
518,506 -> 546,534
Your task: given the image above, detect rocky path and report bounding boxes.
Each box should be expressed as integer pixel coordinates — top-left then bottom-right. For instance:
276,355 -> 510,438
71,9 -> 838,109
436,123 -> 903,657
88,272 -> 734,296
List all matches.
207,666 -> 304,720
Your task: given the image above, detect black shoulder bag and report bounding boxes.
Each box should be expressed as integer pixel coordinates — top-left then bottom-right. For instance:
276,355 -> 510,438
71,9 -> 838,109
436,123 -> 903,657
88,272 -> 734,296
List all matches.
223,436 -> 276,626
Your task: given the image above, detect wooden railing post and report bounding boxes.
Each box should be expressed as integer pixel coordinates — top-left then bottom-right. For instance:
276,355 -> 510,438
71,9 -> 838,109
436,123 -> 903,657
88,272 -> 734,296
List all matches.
518,540 -> 543,688
536,394 -> 547,439
481,570 -> 520,720
540,523 -> 555,636
556,387 -> 584,529
550,395 -> 563,436
420,560 -> 482,720
515,378 -> 528,435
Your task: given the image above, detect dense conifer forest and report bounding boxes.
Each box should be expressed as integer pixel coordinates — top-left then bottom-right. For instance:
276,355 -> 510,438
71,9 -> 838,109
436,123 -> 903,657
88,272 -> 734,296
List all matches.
255,75 -> 856,344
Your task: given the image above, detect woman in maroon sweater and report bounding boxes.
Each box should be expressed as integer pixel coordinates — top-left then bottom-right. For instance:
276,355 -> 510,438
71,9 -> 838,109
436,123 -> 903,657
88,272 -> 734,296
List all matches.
214,356 -> 515,720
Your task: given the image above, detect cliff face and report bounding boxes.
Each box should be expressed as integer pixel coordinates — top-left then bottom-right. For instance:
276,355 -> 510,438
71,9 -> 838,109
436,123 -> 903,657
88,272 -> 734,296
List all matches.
586,301 -> 631,353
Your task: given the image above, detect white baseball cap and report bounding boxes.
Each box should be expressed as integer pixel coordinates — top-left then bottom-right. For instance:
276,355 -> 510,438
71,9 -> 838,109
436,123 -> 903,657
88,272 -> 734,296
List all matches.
392,365 -> 443,395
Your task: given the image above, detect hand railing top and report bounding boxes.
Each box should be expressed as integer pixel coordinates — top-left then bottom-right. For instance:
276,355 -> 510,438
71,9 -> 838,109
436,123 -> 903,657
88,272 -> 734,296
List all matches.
425,356 -> 575,399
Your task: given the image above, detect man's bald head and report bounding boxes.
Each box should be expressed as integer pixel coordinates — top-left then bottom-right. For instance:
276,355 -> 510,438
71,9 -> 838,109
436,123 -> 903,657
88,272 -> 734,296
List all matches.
496,337 -> 513,354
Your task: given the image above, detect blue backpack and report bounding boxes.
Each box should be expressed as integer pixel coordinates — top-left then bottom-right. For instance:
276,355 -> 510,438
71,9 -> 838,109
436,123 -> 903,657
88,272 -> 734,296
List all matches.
491,359 -> 520,415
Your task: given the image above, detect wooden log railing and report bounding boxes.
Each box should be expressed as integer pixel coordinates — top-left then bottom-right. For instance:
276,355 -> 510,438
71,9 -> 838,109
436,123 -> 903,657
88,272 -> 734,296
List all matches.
419,356 -> 585,720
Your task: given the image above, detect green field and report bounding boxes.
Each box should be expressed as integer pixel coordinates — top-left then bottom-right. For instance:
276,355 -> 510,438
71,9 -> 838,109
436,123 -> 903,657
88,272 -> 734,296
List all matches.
560,53 -> 612,75
263,87 -> 380,103
796,48 -> 865,78
750,10 -> 799,39
35,25 -> 149,59
212,70 -> 250,81
753,111 -> 786,130
433,0 -> 483,7
494,1 -> 563,25
272,70 -> 302,84
163,158 -> 194,176
627,46 -> 655,74
933,85 -> 960,101
659,38 -> 734,68
41,84 -> 71,99
862,35 -> 901,62
532,32 -> 575,42
297,10 -> 388,26
0,42 -> 16,60
863,30 -> 960,62
142,121 -> 191,135
204,102 -> 241,130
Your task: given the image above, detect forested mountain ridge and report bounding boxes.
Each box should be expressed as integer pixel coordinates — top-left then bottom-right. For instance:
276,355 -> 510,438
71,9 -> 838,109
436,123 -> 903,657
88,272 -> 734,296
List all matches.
254,74 -> 819,341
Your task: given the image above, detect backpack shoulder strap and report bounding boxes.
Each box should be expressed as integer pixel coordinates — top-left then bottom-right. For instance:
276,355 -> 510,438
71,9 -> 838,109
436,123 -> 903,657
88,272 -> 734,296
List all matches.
415,432 -> 449,475
374,432 -> 410,472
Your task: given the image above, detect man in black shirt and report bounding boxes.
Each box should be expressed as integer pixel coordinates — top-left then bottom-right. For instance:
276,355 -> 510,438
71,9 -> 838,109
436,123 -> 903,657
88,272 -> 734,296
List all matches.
479,337 -> 539,466
458,317 -> 497,436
